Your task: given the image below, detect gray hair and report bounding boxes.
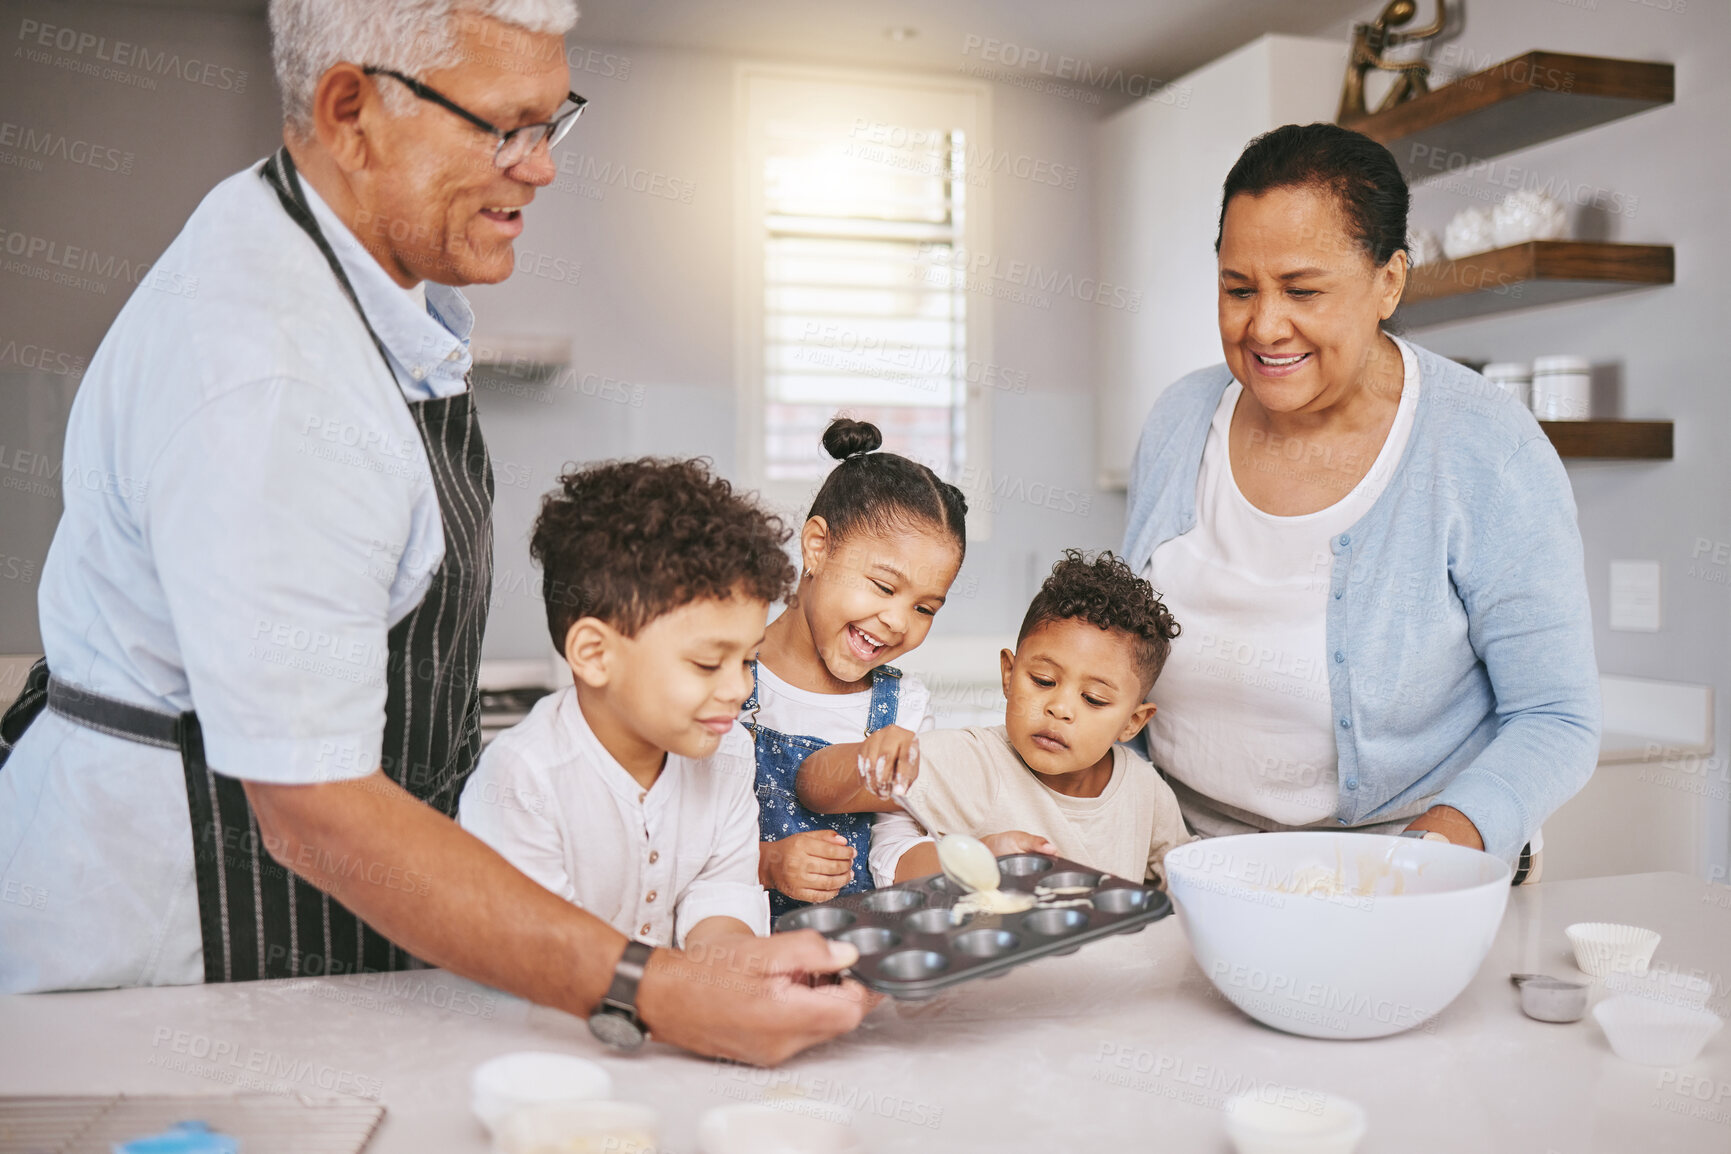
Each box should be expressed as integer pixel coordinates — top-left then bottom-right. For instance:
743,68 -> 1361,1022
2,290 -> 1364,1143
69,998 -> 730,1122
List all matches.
270,0 -> 579,134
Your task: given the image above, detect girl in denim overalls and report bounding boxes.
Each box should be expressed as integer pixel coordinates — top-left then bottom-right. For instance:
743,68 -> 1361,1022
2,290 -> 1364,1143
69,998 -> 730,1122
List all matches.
744,418 -> 968,919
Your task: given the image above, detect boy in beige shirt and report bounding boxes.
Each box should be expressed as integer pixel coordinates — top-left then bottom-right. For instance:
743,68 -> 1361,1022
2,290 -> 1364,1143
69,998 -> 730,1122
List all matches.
798,550 -> 1193,887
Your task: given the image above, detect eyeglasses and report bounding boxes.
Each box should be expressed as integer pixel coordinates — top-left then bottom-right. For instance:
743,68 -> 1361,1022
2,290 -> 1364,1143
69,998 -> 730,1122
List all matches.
364,66 -> 586,169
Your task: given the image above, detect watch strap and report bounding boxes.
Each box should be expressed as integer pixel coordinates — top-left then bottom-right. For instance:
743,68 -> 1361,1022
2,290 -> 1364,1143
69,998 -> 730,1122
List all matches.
601,939 -> 654,1016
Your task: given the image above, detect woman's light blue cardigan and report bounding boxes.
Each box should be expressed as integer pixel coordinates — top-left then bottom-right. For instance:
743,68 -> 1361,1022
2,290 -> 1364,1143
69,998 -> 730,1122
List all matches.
1123,342 -> 1601,864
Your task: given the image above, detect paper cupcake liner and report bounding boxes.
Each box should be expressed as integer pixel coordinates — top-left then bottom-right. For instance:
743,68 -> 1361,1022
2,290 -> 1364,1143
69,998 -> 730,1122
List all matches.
1565,922 -> 1661,978
1593,996 -> 1723,1067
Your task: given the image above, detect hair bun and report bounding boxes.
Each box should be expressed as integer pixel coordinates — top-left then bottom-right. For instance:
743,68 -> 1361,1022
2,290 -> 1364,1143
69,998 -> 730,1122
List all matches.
821,416 -> 883,461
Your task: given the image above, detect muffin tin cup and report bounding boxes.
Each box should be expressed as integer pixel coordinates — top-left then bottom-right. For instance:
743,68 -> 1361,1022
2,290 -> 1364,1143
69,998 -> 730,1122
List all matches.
773,854 -> 1172,998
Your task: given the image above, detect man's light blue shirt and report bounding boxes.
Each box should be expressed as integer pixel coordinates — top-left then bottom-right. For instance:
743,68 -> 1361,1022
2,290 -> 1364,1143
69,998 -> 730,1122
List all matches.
0,158 -> 478,991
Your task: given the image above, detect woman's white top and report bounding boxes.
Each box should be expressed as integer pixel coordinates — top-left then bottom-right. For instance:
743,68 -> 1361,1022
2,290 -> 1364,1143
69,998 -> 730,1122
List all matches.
1143,338 -> 1420,827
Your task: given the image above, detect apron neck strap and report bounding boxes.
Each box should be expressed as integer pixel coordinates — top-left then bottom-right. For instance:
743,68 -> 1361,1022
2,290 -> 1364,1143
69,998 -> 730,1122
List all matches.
259,146 -> 394,373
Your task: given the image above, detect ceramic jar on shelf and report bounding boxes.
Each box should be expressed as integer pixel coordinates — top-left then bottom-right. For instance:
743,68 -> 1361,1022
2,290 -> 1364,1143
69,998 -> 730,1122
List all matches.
1482,362 -> 1532,408
1531,355 -> 1592,421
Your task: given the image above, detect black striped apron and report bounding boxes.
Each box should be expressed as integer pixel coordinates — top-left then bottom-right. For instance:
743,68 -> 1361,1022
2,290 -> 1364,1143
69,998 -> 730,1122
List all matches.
0,148 -> 494,981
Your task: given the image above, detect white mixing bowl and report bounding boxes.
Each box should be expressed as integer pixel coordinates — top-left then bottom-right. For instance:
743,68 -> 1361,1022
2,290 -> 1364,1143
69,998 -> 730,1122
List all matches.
1165,832 -> 1512,1040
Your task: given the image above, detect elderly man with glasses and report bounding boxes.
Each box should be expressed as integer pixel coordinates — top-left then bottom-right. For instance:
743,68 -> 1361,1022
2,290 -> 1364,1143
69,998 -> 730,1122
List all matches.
0,0 -> 872,1066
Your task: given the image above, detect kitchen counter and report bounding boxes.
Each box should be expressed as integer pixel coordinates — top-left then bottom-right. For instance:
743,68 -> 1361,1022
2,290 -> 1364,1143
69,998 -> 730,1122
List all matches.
3,872 -> 1728,1153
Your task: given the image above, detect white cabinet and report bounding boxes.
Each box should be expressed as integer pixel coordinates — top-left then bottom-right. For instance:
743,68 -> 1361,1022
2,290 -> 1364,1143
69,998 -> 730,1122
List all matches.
1093,35 -> 1346,490
1542,675 -> 1715,882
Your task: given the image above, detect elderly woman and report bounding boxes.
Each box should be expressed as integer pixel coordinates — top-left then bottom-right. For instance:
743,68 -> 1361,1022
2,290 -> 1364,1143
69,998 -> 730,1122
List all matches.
1125,123 -> 1599,876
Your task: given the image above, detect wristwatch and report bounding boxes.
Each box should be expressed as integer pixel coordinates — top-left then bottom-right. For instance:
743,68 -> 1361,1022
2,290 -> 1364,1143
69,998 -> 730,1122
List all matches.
1401,828 -> 1450,844
588,939 -> 654,1051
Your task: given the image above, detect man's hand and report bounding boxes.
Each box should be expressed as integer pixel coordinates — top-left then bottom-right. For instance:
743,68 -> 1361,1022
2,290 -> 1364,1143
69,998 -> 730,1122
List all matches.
1404,804 -> 1484,851
980,829 -> 1058,857
760,831 -> 854,903
244,772 -> 872,1065
855,725 -> 920,799
637,931 -> 879,1066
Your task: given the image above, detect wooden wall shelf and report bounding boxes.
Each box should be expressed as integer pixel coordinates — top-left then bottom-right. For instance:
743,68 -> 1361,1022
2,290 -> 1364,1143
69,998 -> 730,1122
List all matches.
1398,241 -> 1673,327
1540,420 -> 1672,460
1343,51 -> 1678,465
1341,51 -> 1674,175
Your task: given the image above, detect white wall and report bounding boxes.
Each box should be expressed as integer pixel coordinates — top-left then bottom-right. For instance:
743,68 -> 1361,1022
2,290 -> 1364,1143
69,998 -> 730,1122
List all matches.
0,0 -> 280,659
1094,34 -> 1346,490
1321,0 -> 1731,881
464,45 -> 1123,661
0,10 -> 1122,671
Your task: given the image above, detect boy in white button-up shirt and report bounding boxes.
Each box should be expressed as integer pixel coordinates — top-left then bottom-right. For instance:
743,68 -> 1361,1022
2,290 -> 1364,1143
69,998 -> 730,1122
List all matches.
460,460 -> 796,948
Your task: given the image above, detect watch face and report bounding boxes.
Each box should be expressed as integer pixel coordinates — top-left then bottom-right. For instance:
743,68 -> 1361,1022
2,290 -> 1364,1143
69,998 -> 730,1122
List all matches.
588,1008 -> 645,1051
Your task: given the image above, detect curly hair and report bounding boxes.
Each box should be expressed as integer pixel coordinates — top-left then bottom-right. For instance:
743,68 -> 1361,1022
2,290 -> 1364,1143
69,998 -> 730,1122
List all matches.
1016,549 -> 1181,692
531,458 -> 797,648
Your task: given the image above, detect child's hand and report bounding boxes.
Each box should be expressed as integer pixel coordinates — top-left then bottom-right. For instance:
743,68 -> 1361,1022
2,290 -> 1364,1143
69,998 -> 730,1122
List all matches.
980,830 -> 1057,857
855,725 -> 920,799
761,831 -> 855,904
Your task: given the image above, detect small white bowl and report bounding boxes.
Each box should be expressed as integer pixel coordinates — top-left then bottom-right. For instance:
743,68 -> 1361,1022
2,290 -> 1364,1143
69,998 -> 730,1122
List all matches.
471,1051 -> 613,1135
1224,1090 -> 1367,1154
698,1103 -> 865,1154
1565,922 -> 1660,978
494,1100 -> 657,1154
1592,996 -> 1723,1066
1605,966 -> 1714,1009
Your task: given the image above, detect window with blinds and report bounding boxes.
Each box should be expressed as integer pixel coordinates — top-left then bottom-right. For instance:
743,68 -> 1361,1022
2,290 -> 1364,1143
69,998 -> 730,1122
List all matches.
759,118 -> 970,482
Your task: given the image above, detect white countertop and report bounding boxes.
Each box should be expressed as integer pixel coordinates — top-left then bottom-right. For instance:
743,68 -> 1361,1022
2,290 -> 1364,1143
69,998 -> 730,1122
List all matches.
4,872 -> 1728,1153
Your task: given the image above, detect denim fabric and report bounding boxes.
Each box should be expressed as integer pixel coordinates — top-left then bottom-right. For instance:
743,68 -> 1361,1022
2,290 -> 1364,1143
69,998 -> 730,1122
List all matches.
745,663 -> 901,919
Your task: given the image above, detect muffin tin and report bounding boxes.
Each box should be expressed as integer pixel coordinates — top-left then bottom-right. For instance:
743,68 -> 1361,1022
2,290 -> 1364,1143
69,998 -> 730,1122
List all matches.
773,854 -> 1172,998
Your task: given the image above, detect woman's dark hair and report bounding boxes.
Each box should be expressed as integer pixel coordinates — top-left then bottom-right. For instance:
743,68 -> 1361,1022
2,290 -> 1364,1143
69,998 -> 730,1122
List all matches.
1017,550 -> 1181,693
808,416 -> 968,559
531,457 -> 796,647
1215,122 -> 1410,266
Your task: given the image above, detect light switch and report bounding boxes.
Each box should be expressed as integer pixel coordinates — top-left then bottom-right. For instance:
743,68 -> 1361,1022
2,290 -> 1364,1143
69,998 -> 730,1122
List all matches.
1609,560 -> 1661,632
